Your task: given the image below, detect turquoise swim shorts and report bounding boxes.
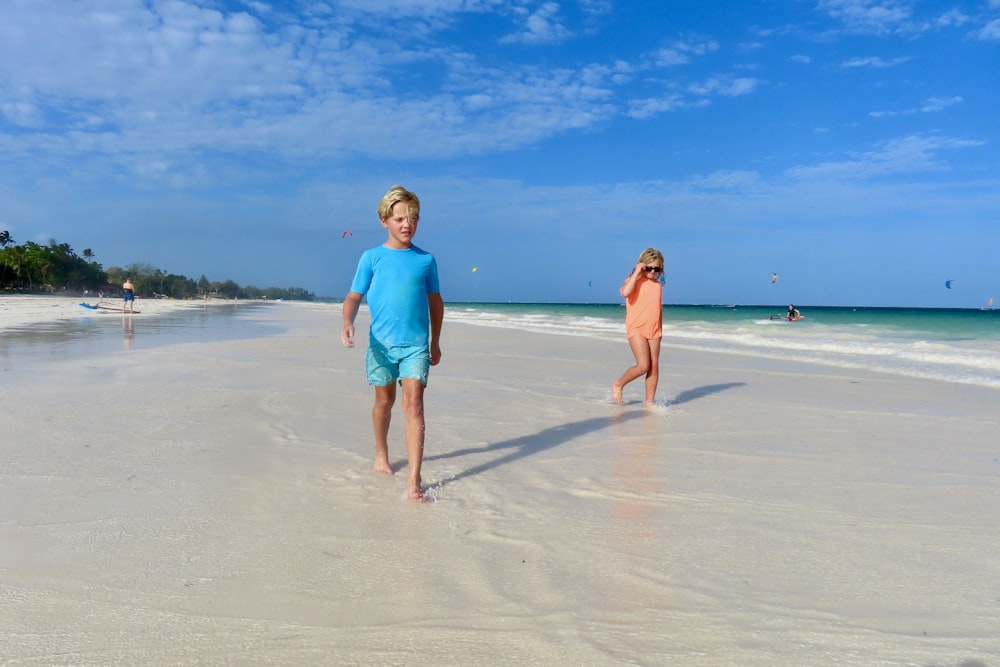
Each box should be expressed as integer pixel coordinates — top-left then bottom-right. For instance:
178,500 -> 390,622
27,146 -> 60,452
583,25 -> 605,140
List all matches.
365,342 -> 430,387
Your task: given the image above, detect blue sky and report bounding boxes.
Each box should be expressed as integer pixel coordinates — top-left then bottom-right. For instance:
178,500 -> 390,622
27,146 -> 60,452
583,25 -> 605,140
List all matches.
1,0 -> 997,307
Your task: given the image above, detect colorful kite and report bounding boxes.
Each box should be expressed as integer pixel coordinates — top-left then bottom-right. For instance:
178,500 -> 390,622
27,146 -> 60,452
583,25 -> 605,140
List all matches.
341,230 -> 352,238
770,272 -> 779,284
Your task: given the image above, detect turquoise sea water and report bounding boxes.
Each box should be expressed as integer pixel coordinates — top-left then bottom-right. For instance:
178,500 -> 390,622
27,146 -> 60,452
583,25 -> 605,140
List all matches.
445,303 -> 1000,388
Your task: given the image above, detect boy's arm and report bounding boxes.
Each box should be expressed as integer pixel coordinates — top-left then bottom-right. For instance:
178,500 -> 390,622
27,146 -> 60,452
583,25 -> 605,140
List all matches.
428,292 -> 444,365
341,291 -> 363,347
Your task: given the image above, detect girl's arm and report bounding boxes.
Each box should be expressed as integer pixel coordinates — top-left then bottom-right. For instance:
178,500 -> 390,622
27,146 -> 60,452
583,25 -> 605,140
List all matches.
620,263 -> 645,298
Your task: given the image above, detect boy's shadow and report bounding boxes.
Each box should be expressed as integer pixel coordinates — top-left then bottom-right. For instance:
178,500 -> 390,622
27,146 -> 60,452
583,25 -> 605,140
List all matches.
418,381 -> 745,488
424,410 -> 646,488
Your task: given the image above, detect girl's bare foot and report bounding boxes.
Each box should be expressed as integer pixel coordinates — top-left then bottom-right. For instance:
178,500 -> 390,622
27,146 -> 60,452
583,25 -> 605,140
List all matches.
374,459 -> 394,475
612,382 -> 624,405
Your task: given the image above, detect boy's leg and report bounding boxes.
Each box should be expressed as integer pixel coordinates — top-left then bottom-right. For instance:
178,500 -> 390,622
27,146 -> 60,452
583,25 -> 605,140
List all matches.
400,378 -> 427,499
372,383 -> 396,475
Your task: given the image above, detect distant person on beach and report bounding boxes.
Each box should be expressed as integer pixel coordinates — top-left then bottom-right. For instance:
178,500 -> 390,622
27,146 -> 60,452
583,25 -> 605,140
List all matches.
612,248 -> 664,407
787,304 -> 800,321
341,185 -> 444,502
122,277 -> 135,314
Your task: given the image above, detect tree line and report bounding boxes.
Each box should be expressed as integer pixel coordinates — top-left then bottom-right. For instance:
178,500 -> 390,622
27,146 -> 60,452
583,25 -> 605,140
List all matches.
0,230 -> 314,301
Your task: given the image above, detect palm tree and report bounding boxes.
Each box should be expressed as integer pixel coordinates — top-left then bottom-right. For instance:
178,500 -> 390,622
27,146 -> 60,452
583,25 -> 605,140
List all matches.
0,231 -> 11,286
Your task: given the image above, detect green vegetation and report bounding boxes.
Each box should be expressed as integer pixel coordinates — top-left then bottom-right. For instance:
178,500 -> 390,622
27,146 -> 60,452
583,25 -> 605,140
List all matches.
0,231 -> 314,301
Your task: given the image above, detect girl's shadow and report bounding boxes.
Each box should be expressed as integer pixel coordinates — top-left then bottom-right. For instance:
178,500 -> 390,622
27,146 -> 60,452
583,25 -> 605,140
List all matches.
668,382 -> 746,406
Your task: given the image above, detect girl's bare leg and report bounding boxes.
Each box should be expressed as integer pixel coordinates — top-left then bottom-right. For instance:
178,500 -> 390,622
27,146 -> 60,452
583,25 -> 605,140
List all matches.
372,384 -> 396,475
644,337 -> 661,406
400,378 -> 427,501
613,335 -> 652,404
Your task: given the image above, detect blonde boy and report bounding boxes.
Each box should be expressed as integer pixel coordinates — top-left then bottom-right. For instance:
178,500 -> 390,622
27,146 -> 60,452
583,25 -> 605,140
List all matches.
341,186 -> 444,501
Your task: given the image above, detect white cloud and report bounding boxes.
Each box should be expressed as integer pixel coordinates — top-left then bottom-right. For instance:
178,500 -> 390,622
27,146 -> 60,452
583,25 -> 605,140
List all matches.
840,55 -> 913,68
869,95 -> 963,117
501,2 -> 570,45
689,77 -> 761,97
818,0 -> 915,35
0,0 -> 758,172
921,96 -> 963,112
686,170 -> 763,191
579,0 -> 612,13
626,94 -> 686,119
786,134 -> 983,181
650,37 -> 720,68
934,9 -> 971,28
975,18 -> 1000,39
0,100 -> 43,128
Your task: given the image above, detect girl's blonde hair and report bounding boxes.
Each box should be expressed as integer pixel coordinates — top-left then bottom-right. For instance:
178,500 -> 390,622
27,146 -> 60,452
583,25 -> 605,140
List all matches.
636,247 -> 664,268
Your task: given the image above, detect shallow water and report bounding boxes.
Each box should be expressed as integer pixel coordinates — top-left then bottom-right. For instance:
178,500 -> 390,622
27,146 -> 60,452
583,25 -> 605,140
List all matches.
0,300 -> 282,374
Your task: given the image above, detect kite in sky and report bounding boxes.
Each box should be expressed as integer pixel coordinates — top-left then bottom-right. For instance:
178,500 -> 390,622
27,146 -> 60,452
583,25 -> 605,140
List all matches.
472,266 -> 478,272
341,230 -> 352,238
945,280 -> 953,289
770,272 -> 779,284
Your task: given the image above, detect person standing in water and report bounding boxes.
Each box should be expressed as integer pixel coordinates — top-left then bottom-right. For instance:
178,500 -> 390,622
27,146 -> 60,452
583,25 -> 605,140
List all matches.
341,185 -> 444,502
122,277 -> 135,314
612,248 -> 664,407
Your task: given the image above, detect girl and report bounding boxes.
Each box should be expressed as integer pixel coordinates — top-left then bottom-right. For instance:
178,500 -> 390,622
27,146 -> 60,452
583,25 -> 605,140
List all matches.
612,248 -> 664,406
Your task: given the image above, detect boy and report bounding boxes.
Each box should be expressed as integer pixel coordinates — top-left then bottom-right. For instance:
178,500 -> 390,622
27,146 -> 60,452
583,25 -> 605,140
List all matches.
341,185 -> 444,501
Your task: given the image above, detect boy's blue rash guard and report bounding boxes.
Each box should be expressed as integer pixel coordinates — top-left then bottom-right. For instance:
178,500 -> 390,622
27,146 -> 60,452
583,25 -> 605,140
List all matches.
349,244 -> 440,347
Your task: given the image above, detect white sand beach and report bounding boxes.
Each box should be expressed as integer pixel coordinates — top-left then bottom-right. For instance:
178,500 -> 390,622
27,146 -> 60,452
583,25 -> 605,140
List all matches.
2,300 -> 998,666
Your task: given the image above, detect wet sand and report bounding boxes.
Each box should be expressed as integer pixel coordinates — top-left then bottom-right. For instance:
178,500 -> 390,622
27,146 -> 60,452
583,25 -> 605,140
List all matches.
2,300 -> 998,665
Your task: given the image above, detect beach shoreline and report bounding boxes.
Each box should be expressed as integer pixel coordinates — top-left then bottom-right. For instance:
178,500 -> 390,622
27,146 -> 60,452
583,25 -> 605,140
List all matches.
2,301 -> 998,665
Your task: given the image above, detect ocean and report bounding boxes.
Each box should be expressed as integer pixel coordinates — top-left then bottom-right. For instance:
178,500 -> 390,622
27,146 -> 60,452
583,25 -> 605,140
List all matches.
444,303 -> 1000,388
3,296 -> 998,388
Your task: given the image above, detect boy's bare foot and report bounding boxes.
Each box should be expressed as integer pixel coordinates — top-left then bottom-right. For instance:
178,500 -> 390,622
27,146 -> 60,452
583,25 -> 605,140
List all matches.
408,478 -> 427,502
612,382 -> 624,405
374,458 -> 394,475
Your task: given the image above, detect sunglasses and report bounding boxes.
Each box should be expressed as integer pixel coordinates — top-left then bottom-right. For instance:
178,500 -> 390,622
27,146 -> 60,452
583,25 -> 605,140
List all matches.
644,266 -> 663,273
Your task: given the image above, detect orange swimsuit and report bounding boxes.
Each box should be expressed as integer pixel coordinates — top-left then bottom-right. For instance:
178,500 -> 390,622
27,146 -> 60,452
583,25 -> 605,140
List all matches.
624,277 -> 662,339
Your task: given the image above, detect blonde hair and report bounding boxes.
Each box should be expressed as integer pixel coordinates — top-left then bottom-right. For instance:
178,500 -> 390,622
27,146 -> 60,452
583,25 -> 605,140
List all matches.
636,247 -> 664,268
377,185 -> 420,222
